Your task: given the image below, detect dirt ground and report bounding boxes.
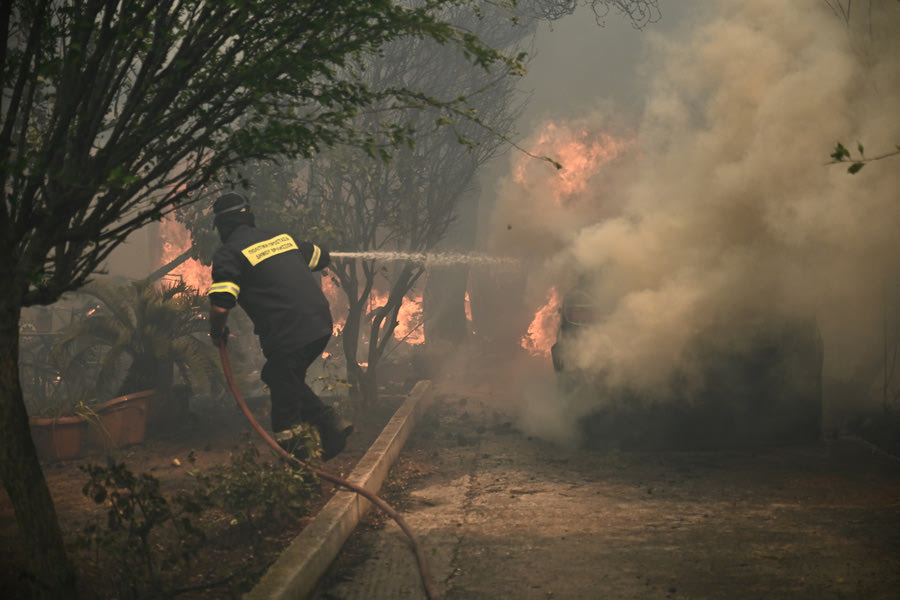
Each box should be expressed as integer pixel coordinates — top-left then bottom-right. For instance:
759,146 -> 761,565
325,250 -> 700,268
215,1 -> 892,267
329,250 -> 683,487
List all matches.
0,391 -> 404,599
314,373 -> 900,600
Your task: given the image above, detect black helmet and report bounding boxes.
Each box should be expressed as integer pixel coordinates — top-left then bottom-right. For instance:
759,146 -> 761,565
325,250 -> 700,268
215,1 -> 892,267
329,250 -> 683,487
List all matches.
213,192 -> 254,241
213,192 -> 251,216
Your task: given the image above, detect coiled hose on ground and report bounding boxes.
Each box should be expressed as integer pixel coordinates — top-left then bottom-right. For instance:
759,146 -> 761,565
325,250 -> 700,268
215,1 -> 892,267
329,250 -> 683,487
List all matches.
218,342 -> 441,600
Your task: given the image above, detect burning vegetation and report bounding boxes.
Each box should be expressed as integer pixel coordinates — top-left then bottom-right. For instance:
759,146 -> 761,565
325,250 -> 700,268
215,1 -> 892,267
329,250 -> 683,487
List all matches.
158,216 -> 211,292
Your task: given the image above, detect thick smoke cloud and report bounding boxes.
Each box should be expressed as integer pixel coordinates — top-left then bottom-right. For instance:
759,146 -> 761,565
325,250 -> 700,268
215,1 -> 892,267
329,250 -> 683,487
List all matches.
492,0 -> 900,440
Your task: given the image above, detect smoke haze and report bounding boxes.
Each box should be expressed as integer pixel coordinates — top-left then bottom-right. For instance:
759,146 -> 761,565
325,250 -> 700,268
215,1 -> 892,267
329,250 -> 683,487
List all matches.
490,1 -> 900,441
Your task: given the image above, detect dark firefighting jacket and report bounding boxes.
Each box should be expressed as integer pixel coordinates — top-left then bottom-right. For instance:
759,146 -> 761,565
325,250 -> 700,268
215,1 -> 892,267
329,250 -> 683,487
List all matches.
208,225 -> 332,357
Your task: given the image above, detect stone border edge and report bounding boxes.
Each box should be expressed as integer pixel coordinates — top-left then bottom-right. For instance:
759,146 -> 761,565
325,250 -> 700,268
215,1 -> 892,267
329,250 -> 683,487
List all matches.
245,380 -> 434,600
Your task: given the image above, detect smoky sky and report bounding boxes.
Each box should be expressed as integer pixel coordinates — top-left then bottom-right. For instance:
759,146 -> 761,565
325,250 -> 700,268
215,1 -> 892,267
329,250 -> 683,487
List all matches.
488,1 -> 900,440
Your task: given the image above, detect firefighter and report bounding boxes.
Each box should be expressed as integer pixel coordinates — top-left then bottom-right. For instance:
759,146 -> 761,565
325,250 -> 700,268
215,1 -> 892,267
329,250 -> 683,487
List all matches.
207,192 -> 353,460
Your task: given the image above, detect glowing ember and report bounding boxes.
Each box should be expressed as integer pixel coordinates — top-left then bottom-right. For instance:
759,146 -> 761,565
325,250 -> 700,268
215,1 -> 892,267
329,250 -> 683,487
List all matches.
521,287 -> 562,357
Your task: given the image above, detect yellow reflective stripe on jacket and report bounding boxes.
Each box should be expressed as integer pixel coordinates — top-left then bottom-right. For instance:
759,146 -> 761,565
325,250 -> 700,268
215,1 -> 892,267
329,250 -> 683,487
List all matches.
308,244 -> 322,269
208,281 -> 240,299
241,234 -> 298,266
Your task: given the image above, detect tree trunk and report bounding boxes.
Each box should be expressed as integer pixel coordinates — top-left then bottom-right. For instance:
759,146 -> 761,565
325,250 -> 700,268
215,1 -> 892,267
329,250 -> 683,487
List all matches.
424,181 -> 477,352
424,264 -> 470,344
357,366 -> 379,408
0,294 -> 76,598
342,297 -> 364,404
118,353 -> 173,397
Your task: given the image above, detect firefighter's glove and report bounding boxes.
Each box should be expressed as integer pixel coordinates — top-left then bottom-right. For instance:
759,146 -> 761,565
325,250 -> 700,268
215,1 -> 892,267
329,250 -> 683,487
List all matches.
210,325 -> 230,347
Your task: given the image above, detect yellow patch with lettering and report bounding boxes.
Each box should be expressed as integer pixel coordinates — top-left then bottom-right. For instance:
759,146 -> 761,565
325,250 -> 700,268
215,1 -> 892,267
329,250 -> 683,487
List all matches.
241,234 -> 298,266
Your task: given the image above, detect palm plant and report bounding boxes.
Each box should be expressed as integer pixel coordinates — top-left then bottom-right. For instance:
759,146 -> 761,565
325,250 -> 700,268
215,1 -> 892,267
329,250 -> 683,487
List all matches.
52,279 -> 223,400
19,329 -> 100,417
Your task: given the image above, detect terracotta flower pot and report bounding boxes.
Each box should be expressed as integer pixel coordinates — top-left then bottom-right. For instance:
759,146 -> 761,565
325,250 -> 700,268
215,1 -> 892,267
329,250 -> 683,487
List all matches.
138,389 -> 173,431
86,391 -> 152,449
29,415 -> 87,461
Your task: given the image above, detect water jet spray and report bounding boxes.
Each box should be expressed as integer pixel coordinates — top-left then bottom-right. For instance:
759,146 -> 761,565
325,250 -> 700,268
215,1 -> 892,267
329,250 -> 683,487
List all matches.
331,250 -> 520,268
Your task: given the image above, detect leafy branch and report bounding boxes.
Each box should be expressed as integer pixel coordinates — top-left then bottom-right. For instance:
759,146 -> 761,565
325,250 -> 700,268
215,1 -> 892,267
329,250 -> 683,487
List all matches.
829,141 -> 900,174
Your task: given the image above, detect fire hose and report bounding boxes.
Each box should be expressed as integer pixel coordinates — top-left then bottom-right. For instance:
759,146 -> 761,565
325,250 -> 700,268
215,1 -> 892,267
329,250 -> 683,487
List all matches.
218,341 -> 441,600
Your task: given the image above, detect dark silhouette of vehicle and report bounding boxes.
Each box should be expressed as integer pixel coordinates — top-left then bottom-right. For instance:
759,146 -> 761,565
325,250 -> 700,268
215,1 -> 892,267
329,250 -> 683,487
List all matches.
551,283 -> 824,450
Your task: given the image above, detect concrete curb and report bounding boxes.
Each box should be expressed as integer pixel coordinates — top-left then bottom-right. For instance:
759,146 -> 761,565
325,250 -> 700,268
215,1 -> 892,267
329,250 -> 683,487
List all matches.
245,380 -> 434,600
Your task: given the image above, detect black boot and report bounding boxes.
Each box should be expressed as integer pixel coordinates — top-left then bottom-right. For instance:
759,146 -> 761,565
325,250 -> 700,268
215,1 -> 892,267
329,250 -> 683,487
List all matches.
311,407 -> 354,461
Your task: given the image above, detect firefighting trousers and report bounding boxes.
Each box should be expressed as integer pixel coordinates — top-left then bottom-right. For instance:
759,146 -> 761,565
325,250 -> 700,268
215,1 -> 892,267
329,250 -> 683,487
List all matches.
260,335 -> 331,433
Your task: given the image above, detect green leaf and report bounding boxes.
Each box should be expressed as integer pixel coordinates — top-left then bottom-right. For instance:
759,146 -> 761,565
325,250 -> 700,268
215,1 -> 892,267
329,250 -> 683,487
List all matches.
847,162 -> 865,174
856,142 -> 864,156
544,156 -> 563,170
830,142 -> 850,161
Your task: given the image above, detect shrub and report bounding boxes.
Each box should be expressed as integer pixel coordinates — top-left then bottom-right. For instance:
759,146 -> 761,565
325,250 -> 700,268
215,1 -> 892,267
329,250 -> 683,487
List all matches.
190,436 -> 321,552
74,460 -> 210,599
72,438 -> 321,597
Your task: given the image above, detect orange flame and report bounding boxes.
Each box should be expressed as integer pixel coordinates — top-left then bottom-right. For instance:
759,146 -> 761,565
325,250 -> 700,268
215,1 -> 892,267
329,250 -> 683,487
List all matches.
394,293 -> 424,345
465,291 -> 472,323
158,217 -> 211,291
514,122 -> 633,203
321,275 -> 347,337
521,287 -> 561,357
368,289 -> 424,345
323,279 -> 425,345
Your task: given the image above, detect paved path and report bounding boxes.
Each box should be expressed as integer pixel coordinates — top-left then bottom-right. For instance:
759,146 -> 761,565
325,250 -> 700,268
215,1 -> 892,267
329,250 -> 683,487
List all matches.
312,379 -> 900,600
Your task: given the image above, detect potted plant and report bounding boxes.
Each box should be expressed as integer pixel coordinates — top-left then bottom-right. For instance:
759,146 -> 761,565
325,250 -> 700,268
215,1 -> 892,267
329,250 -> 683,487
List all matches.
20,324 -> 102,460
86,391 -> 153,449
52,278 -> 225,441
28,413 -> 86,461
